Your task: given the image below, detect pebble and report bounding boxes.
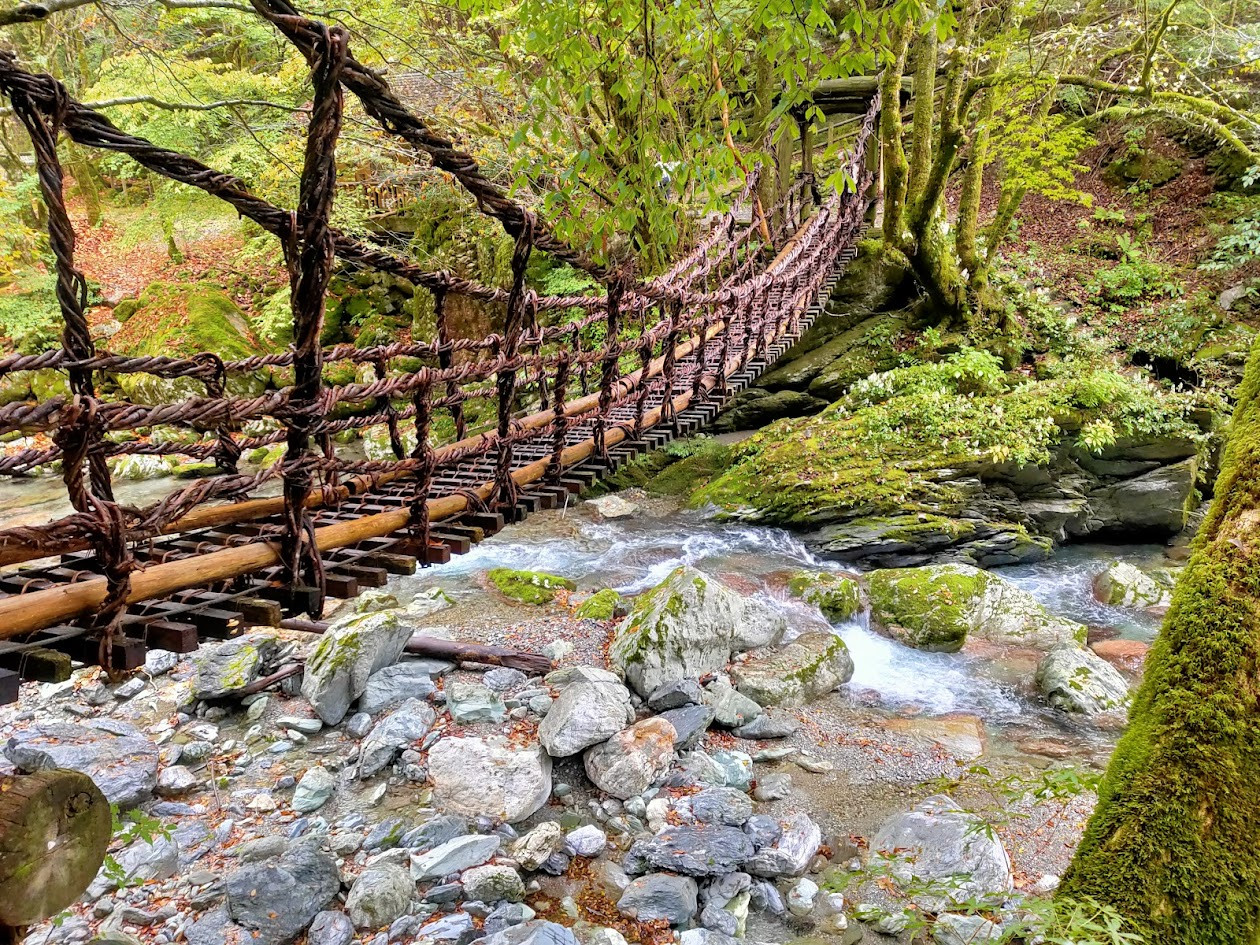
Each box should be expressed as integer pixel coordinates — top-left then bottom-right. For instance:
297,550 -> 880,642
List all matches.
565,825 -> 607,858
114,677 -> 146,700
787,878 -> 818,916
346,712 -> 373,738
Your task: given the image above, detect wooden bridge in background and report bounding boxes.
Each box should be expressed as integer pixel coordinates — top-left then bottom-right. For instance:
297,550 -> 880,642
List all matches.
0,0 -> 881,705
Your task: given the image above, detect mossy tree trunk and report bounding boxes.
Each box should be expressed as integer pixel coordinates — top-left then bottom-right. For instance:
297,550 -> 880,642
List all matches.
1060,338 -> 1260,944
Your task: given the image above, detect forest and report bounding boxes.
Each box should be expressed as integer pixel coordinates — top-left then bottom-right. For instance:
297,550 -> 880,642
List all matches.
0,1 -> 1258,945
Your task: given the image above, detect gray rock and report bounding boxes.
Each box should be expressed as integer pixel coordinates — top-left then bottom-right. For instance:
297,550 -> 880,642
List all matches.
586,494 -> 639,519
512,822 -> 564,871
870,794 -> 1012,912
1089,458 -> 1197,535
347,864 -> 414,929
302,611 -> 414,725
656,704 -> 715,751
677,932 -> 738,945
90,834 -> 179,896
5,719 -> 159,809
346,712 -> 373,738
145,648 -> 181,678
538,670 -> 634,757
617,873 -> 699,926
699,902 -> 738,935
647,678 -> 706,711
731,632 -> 853,707
702,680 -> 762,728
416,912 -> 475,942
447,681 -> 507,723
403,814 -> 468,851
748,879 -> 784,915
225,838 -> 340,945
565,825 -> 608,858
364,819 -> 406,851
743,811 -> 820,877
1036,645 -> 1131,714
630,825 -> 754,876
410,834 -> 501,880
428,736 -> 552,823
359,698 -> 437,777
743,815 -> 782,850
688,787 -> 753,826
584,718 -> 677,799
484,668 -> 528,691
156,765 -> 198,797
731,712 -> 799,739
609,566 -> 787,697
479,921 -> 580,945
461,864 -> 525,902
358,663 -> 436,715
752,773 -> 792,802
194,633 -> 280,699
293,766 -> 337,813
1092,561 -> 1171,608
933,913 -> 1004,945
184,907 -> 254,945
483,903 -> 537,937
307,912 -> 354,945
787,878 -> 818,916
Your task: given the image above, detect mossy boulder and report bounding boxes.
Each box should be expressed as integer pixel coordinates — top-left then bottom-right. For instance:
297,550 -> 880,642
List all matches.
787,570 -> 864,622
610,565 -> 787,697
1104,149 -> 1183,188
1092,561 -> 1172,608
598,436 -> 735,497
488,568 -> 575,605
730,631 -> 854,707
301,609 -> 414,725
868,563 -> 1086,653
193,632 -> 280,699
1035,644 -> 1132,714
575,589 -> 622,620
755,310 -> 910,398
714,388 -> 828,432
0,371 -> 34,405
109,281 -> 268,405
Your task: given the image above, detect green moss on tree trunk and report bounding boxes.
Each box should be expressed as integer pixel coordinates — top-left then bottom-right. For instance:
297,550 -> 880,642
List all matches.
1060,338 -> 1260,944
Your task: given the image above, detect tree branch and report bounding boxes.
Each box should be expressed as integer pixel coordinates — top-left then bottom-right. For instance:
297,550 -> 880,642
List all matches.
0,95 -> 300,118
0,0 -> 250,27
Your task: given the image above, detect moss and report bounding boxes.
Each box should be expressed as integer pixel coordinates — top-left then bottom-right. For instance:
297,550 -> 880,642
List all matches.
110,281 -> 264,360
488,568 -> 576,605
867,566 -> 986,653
592,436 -> 734,498
1060,337 -> 1260,943
787,570 -> 864,622
575,588 -> 621,620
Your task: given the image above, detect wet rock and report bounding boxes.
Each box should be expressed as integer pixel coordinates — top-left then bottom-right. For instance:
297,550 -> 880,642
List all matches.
647,677 -> 706,710
609,565 -> 787,697
513,822 -> 564,871
869,564 -> 1086,652
480,920 -> 581,945
447,681 -> 507,723
1036,645 -> 1131,714
302,611 -> 414,725
584,718 -> 677,799
1089,639 -> 1151,676
702,679 -> 762,728
308,911 -> 355,945
787,570 -> 864,622
731,631 -> 853,706
731,712 -> 799,739
881,713 -> 987,761
293,765 -> 337,813
428,736 -> 552,823
565,825 -> 608,858
587,495 -> 639,519
870,794 -> 1012,912
629,825 -> 754,877
156,765 -> 198,797
461,864 -> 525,902
933,913 -> 1004,945
359,698 -> 437,777
743,811 -> 820,877
194,633 -> 280,699
617,873 -> 699,926
347,864 -> 414,929
225,838 -> 340,945
538,669 -> 634,757
410,834 -> 501,880
1089,458 -> 1197,535
1092,561 -> 1171,608
358,663 -> 437,715
5,719 -> 159,809
655,704 -> 715,750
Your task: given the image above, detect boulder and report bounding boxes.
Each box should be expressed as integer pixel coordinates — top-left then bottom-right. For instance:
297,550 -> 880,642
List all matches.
480,921 -> 580,945
730,632 -> 853,706
193,633 -> 280,699
5,719 -> 159,809
647,678 -> 706,710
1092,561 -> 1171,608
410,834 -> 501,880
428,736 -> 552,822
358,662 -> 437,715
225,838 -> 340,945
868,563 -> 1085,652
586,495 -> 639,519
657,704 -> 716,750
870,794 -> 1012,913
346,864 -> 413,929
575,589 -> 623,620
584,718 -> 677,800
461,864 -> 525,903
1088,458 -> 1196,535
488,569 -> 575,604
617,873 -> 699,926
628,825 -> 754,877
742,811 -> 821,878
302,610 -> 414,725
89,834 -> 179,895
293,766 -> 337,813
933,913 -> 1004,945
702,679 -> 763,728
787,570 -> 864,623
538,669 -> 634,757
1036,645 -> 1131,714
359,698 -> 437,777
307,912 -> 354,945
609,565 -> 787,697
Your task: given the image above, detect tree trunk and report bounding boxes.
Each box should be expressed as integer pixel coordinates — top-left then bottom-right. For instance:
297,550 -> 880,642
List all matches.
1059,337 -> 1260,944
879,18 -> 912,247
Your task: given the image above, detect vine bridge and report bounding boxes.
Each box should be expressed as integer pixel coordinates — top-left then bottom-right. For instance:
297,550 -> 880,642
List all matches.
0,0 -> 880,703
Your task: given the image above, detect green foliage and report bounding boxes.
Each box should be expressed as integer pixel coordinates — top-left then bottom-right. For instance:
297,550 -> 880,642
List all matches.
1200,205 -> 1260,272
988,78 -> 1095,207
1087,249 -> 1182,313
102,807 -> 174,890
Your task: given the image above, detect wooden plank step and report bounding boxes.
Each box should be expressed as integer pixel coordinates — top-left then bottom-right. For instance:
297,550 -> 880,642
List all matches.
0,646 -> 73,683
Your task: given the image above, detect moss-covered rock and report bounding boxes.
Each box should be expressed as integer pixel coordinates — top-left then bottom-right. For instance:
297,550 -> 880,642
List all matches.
868,563 -> 1086,652
488,568 -> 575,605
730,631 -> 854,706
593,436 -> 735,498
1035,644 -> 1132,714
1104,149 -> 1183,188
575,589 -> 621,620
787,570 -> 864,623
1092,561 -> 1172,608
301,609 -> 414,725
192,632 -> 280,699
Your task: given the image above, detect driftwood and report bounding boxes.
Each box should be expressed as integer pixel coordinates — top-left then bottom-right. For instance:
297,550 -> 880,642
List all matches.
0,769 -> 110,941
